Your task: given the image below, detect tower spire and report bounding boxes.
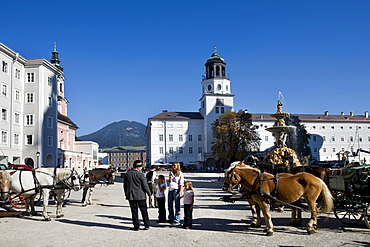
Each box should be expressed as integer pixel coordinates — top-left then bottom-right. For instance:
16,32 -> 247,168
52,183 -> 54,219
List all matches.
50,42 -> 63,71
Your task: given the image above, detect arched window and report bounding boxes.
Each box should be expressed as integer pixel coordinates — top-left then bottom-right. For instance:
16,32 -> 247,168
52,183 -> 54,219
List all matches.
216,66 -> 220,77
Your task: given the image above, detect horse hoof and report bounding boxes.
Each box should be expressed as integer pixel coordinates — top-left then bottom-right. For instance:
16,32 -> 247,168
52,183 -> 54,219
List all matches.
56,214 -> 64,218
266,232 -> 274,236
307,230 -> 315,235
44,218 -> 51,221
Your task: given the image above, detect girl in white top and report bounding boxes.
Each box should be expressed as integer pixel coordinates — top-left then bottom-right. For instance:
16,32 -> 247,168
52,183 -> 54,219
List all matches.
181,180 -> 194,229
167,162 -> 184,224
156,175 -> 167,223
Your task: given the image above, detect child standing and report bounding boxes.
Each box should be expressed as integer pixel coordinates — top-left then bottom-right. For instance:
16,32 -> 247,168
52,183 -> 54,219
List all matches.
181,180 -> 194,229
156,175 -> 167,223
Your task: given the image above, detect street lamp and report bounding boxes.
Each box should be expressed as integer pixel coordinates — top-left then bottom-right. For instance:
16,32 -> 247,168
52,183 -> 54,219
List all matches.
36,151 -> 40,168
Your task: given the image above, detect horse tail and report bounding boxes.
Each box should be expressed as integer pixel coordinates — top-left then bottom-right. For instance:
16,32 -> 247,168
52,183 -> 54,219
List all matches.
319,179 -> 334,213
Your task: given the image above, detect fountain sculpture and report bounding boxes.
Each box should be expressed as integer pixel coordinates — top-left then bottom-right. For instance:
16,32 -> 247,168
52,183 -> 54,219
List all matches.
263,101 -> 301,166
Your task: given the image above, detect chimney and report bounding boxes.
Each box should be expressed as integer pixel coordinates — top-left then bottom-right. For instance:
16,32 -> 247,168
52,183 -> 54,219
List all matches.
162,110 -> 168,112
350,112 -> 354,116
324,111 -> 328,116
341,112 -> 345,116
365,111 -> 369,118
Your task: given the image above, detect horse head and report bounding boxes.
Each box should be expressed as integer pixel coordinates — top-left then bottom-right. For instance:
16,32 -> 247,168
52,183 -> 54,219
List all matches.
0,171 -> 11,201
106,167 -> 116,184
222,163 -> 242,192
57,169 -> 81,191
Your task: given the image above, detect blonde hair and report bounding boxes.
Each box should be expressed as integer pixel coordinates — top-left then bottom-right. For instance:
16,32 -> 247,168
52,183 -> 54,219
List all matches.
171,162 -> 181,177
184,180 -> 193,190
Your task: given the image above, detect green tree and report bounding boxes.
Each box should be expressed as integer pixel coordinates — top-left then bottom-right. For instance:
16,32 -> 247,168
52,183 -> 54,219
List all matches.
211,111 -> 260,162
285,115 -> 311,159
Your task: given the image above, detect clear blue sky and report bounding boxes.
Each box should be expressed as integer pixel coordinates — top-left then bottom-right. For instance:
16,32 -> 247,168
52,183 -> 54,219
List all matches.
2,1 -> 370,136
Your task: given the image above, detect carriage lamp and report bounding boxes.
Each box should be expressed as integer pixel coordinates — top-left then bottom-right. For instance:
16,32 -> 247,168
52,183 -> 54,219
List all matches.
36,151 -> 40,168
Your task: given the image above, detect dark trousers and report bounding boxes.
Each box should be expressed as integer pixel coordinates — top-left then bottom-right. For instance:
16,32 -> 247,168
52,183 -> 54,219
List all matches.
148,183 -> 157,207
183,204 -> 193,228
129,200 -> 150,229
157,196 -> 166,221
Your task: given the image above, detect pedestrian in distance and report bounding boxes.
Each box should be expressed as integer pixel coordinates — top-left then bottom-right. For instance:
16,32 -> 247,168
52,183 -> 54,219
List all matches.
181,180 -> 194,229
146,165 -> 157,208
123,160 -> 152,231
167,162 -> 184,224
156,174 -> 167,223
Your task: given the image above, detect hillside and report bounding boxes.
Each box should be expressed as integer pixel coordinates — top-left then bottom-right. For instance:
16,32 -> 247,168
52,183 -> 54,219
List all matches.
78,120 -> 146,148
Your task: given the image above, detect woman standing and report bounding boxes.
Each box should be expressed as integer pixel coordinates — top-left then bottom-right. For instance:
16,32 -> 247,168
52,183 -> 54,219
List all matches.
167,162 -> 184,224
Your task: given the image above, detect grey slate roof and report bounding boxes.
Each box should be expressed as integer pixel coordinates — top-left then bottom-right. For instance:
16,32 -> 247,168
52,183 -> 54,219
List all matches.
149,111 -> 203,120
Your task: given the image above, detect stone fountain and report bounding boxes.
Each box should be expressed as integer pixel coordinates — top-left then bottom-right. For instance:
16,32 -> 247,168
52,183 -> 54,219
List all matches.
263,101 -> 301,166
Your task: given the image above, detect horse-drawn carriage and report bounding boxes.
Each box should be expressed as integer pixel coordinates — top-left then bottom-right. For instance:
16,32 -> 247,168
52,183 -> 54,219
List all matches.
328,165 -> 370,228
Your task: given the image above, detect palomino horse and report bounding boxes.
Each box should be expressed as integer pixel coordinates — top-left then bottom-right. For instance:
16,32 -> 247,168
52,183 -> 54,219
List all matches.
10,168 -> 80,220
223,163 -> 333,236
81,167 -> 115,206
225,161 -> 302,228
0,170 -> 11,201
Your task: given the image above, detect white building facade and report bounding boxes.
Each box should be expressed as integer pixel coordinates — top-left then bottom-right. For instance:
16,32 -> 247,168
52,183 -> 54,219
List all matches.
0,42 -> 99,168
146,50 -> 370,170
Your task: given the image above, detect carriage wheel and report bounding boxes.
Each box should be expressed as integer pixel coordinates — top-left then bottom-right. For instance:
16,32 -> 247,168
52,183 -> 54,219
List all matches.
334,201 -> 364,225
365,205 -> 370,229
9,193 -> 25,209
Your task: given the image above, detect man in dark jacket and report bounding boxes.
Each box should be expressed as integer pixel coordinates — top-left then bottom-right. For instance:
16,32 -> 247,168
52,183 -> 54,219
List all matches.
124,160 -> 152,230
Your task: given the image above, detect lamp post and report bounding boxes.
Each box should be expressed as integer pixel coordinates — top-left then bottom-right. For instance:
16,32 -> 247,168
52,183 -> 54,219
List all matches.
36,151 -> 40,168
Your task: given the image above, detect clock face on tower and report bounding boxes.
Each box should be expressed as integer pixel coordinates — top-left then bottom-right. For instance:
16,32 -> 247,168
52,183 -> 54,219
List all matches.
208,85 -> 212,91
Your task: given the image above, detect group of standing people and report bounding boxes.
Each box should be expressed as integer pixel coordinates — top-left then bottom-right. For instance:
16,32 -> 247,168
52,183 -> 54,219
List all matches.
123,160 -> 194,231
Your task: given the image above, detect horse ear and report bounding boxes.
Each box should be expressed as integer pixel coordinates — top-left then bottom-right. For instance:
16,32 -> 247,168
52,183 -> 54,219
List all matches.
10,171 -> 17,175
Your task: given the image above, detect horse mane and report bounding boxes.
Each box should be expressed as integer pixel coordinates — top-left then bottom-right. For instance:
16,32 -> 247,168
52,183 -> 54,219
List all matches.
0,170 -> 11,180
226,161 -> 261,174
56,169 -> 72,180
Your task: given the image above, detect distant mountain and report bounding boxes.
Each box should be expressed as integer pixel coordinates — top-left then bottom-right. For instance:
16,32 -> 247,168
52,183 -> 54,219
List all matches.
78,120 -> 146,148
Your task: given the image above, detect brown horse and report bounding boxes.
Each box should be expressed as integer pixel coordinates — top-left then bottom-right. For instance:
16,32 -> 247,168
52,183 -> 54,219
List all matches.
81,167 -> 115,206
223,163 -> 333,236
227,161 -> 301,228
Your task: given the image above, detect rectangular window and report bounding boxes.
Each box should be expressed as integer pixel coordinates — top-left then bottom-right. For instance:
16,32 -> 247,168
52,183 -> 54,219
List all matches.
14,133 -> 19,145
215,107 -> 219,114
1,108 -> 7,121
323,148 -> 326,152
179,147 -> 183,154
198,135 -> 202,141
169,134 -> 173,141
26,93 -> 34,103
189,147 -> 193,154
221,107 -> 225,113
26,135 -> 33,145
198,147 -> 202,153
2,84 -> 7,96
27,73 -> 35,82
179,135 -> 183,142
265,136 -> 268,141
189,135 -> 193,141
15,69 -> 20,79
159,134 -> 163,142
1,131 -> 7,144
331,136 -> 335,142
350,136 -> 354,142
48,76 -> 52,86
333,148 -> 336,152
48,136 -> 53,146
48,96 -> 52,106
159,147 -> 164,154
341,136 -> 345,142
169,147 -> 173,154
313,148 -> 317,152
360,136 -> 363,142
14,112 -> 19,124
15,90 -> 20,101
47,117 -> 53,128
2,61 -> 8,73
25,114 -> 34,126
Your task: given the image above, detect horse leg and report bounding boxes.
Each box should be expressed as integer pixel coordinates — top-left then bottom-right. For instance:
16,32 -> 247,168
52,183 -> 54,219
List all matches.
55,190 -> 65,218
81,185 -> 88,206
41,189 -> 51,221
87,186 -> 94,205
305,199 -> 318,235
248,199 -> 261,227
257,200 -> 274,236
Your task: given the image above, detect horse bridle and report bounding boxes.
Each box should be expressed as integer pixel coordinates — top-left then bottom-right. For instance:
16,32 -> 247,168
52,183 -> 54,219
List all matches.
57,168 -> 80,191
223,170 -> 241,192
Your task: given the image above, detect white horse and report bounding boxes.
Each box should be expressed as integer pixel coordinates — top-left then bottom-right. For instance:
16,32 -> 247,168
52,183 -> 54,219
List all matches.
10,168 -> 80,220
0,170 -> 11,201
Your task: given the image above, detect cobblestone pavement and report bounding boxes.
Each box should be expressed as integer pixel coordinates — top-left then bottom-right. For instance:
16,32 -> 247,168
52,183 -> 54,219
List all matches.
0,172 -> 369,247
